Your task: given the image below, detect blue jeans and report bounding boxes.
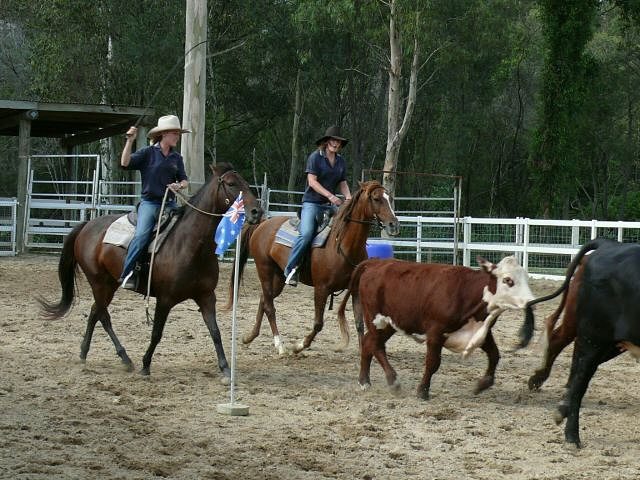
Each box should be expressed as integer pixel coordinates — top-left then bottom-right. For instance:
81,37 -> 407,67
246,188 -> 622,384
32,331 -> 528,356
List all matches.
120,199 -> 174,278
284,202 -> 336,276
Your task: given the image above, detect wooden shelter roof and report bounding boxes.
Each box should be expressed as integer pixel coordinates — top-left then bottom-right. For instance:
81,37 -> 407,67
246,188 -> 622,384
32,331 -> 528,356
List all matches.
0,100 -> 155,146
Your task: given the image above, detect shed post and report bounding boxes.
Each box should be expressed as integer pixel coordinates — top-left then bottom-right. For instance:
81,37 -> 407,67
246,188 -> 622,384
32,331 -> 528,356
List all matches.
16,117 -> 31,253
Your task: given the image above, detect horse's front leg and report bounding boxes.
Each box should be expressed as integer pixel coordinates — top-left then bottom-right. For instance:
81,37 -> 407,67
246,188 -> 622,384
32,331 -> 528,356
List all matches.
294,287 -> 329,353
140,301 -> 172,376
196,294 -> 230,379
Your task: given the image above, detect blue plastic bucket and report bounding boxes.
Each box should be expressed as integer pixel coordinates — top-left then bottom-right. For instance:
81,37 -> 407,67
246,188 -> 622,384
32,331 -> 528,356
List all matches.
366,242 -> 394,259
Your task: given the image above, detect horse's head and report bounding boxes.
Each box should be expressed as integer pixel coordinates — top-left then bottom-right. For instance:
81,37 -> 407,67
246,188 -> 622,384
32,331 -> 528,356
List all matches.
211,163 -> 263,224
359,181 -> 400,236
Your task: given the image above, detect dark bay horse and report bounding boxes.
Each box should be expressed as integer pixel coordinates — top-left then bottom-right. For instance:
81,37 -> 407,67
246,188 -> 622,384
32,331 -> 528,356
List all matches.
38,163 -> 262,378
229,180 -> 399,355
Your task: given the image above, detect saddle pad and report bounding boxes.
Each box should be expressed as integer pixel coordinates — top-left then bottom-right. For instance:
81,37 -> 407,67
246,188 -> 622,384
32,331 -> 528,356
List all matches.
103,214 -> 179,253
274,220 -> 330,249
103,215 -> 134,248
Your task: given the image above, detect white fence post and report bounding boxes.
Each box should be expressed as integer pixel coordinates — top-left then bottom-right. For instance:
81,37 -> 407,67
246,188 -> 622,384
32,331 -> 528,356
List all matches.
416,216 -> 422,262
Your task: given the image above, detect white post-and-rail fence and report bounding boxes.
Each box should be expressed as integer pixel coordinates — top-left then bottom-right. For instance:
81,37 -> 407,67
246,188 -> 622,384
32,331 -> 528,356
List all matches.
4,153 -> 640,279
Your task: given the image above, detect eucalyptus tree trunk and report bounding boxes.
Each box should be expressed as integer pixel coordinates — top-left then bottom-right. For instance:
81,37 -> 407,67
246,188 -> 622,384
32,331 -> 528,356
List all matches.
382,0 -> 419,203
288,68 -> 303,210
182,0 -> 207,193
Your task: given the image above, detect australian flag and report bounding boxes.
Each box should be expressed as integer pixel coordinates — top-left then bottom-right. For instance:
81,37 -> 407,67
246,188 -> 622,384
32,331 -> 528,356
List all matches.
215,192 -> 245,257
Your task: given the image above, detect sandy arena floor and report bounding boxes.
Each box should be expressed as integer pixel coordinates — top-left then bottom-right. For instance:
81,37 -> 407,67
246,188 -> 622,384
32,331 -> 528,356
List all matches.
1,254 -> 639,479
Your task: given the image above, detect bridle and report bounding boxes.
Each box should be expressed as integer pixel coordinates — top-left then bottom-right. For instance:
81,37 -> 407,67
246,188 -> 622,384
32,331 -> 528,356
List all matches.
173,170 -> 240,217
337,185 -> 390,266
344,185 -> 389,228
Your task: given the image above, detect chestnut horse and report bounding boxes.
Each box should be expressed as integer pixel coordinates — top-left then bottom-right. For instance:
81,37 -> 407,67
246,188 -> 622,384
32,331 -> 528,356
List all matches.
38,163 -> 262,378
229,180 -> 399,355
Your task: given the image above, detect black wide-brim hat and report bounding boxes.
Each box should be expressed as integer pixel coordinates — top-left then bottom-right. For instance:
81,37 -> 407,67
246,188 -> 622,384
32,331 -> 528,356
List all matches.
315,125 -> 349,147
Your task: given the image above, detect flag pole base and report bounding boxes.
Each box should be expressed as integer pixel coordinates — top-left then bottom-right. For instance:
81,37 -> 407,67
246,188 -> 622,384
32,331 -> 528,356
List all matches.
216,403 -> 250,416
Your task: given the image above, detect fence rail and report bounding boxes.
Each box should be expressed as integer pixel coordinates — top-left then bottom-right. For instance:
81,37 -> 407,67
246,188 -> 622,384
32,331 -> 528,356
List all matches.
366,216 -> 640,279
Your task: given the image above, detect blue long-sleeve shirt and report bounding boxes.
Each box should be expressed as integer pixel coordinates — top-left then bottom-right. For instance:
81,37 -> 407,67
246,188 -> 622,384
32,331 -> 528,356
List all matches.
123,143 -> 188,202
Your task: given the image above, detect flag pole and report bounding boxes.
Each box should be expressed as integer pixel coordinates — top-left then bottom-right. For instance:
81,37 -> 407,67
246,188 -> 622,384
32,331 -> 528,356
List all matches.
217,226 -> 249,416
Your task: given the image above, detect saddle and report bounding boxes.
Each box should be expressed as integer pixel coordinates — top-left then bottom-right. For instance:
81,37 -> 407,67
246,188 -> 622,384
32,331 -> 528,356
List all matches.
102,206 -> 181,251
102,207 -> 183,295
274,209 -> 335,249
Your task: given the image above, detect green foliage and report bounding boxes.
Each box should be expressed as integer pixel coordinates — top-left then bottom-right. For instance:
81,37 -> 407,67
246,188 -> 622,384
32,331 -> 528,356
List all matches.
3,0 -> 640,220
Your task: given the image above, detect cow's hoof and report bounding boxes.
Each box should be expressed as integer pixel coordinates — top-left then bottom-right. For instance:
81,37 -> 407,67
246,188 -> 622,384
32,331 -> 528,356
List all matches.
564,435 -> 581,449
474,375 -> 494,394
528,374 -> 544,391
554,405 -> 568,425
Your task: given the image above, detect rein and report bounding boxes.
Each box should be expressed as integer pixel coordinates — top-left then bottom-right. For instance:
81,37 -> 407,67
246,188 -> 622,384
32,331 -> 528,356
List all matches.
173,170 -> 235,216
142,170 -> 237,321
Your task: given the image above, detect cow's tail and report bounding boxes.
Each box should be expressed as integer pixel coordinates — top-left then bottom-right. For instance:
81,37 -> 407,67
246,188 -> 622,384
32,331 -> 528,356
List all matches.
225,222 -> 260,310
517,238 -> 607,348
37,222 -> 86,320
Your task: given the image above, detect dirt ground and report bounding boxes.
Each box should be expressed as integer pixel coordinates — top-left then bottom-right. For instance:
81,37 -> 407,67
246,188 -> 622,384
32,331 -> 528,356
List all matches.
1,254 -> 640,479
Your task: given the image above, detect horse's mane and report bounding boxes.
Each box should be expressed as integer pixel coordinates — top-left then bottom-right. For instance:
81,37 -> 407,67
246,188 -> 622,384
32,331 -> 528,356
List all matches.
332,180 -> 383,242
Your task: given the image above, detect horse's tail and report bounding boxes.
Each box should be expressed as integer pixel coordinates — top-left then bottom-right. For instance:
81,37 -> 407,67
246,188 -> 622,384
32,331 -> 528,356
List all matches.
517,238 -> 606,349
37,221 -> 86,320
336,288 -> 352,351
336,260 -> 372,350
225,222 -> 260,310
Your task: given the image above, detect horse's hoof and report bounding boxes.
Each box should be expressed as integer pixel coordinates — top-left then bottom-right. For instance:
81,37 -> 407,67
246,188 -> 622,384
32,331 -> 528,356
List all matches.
122,361 -> 134,373
220,376 -> 231,386
139,367 -> 150,376
416,387 -> 429,401
241,334 -> 254,345
359,381 -> 371,391
474,375 -> 494,394
389,379 -> 401,394
293,340 -> 306,354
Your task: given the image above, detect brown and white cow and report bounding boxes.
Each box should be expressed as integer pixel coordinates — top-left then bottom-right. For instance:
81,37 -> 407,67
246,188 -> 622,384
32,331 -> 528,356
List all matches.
337,256 -> 534,399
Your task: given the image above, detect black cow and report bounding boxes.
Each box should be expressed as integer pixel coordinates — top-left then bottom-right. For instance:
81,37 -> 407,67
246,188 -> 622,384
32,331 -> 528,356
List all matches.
522,238 -> 640,447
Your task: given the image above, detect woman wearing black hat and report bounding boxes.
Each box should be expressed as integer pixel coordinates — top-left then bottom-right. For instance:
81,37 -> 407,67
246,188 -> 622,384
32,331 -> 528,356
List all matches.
283,125 -> 352,286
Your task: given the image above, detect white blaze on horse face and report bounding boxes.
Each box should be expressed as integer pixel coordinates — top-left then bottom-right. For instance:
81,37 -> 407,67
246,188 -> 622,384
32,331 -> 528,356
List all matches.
383,192 -> 396,217
488,256 -> 534,310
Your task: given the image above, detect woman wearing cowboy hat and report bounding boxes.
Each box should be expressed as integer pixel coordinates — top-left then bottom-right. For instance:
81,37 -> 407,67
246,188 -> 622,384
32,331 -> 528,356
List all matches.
117,115 -> 190,289
283,125 -> 352,287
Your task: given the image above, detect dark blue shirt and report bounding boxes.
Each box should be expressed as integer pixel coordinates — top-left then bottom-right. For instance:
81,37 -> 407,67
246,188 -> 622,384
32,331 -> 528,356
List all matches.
123,144 -> 188,202
302,149 -> 347,203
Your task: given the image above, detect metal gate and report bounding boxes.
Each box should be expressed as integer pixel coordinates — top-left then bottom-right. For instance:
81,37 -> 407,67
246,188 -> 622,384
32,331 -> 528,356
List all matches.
24,154 -> 99,249
0,197 -> 17,255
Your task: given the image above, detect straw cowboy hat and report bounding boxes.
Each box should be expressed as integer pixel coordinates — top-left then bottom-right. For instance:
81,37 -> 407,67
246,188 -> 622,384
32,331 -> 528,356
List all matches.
147,115 -> 191,139
315,125 -> 349,147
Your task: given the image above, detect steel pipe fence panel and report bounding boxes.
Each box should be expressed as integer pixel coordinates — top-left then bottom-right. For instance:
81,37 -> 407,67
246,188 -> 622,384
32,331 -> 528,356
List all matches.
0,198 -> 17,255
25,155 -> 100,250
